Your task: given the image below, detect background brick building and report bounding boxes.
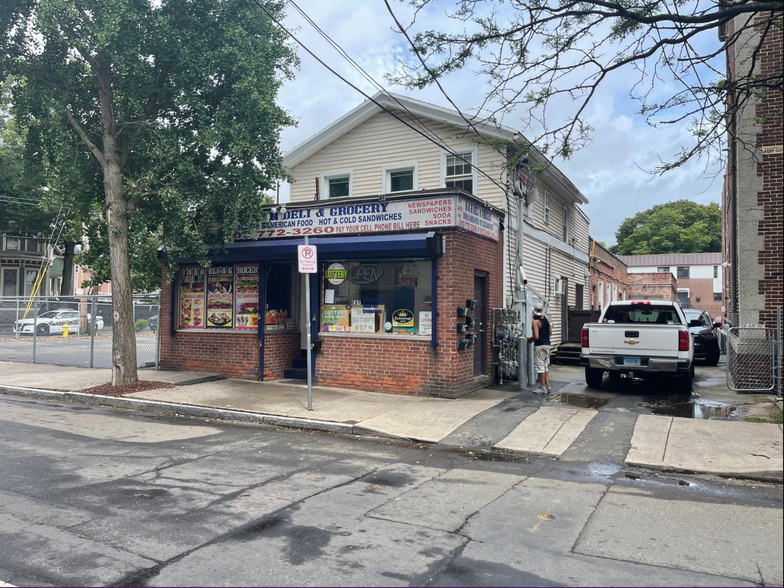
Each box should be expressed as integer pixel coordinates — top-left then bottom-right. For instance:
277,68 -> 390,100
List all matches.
620,253 -> 723,318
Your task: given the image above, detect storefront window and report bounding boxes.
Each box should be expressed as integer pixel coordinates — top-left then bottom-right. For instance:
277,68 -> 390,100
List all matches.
178,266 -> 206,329
265,264 -> 298,332
206,266 -> 234,328
321,260 -> 432,336
235,264 -> 260,330
178,263 -> 297,332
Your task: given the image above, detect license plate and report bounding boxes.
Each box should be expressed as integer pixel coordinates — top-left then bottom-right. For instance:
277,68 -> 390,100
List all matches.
623,357 -> 641,366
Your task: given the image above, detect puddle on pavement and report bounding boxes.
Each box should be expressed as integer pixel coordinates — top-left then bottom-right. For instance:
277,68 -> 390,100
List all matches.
547,393 -> 609,409
643,399 -> 738,419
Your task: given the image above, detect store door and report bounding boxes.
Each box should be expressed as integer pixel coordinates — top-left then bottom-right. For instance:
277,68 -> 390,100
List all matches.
474,274 -> 487,377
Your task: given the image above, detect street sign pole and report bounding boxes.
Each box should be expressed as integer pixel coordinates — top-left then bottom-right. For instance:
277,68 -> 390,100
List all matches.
298,237 -> 318,411
305,238 -> 313,410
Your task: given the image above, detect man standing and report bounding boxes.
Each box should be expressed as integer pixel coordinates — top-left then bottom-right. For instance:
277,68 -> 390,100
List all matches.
528,302 -> 551,395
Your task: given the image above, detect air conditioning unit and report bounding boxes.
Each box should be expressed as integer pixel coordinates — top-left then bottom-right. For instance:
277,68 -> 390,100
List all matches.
527,186 -> 540,206
554,278 -> 566,296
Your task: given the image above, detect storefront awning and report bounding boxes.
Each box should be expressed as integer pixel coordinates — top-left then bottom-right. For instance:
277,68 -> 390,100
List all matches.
165,232 -> 444,264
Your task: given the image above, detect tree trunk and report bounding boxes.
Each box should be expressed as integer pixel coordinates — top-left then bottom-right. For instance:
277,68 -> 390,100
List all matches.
60,241 -> 76,296
104,158 -> 138,385
97,63 -> 138,386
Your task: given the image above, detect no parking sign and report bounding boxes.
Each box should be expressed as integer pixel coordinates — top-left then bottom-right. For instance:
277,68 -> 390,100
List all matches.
297,244 -> 317,273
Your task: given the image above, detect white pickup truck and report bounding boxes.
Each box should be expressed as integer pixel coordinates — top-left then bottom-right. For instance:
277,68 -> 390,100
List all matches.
580,300 -> 694,393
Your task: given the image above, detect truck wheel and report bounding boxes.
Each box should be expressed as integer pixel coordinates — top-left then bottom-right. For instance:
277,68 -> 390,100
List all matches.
585,367 -> 604,389
675,371 -> 693,394
706,347 -> 720,366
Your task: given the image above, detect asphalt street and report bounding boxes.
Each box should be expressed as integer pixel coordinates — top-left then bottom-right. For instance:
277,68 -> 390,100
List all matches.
0,395 -> 781,587
0,335 -> 158,369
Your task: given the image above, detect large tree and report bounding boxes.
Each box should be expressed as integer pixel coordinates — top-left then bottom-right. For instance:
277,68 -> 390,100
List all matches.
386,0 -> 782,172
2,0 -> 297,385
610,200 -> 721,255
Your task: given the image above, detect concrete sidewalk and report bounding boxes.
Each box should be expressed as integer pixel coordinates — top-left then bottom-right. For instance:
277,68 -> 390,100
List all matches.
626,414 -> 783,480
1,361 -> 782,481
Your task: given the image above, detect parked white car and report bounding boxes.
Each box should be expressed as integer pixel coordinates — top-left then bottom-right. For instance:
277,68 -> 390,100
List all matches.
13,310 -> 104,336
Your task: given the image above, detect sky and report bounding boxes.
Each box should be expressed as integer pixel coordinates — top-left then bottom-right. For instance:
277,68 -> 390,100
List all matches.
274,0 -> 725,246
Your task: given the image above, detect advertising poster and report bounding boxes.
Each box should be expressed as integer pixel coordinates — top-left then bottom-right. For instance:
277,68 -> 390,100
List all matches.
206,266 -> 234,328
419,311 -> 433,336
351,305 -> 384,333
234,264 -> 259,330
179,266 -> 205,329
322,305 -> 350,332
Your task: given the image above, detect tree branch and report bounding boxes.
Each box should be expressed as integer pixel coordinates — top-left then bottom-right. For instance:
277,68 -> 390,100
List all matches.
66,109 -> 105,166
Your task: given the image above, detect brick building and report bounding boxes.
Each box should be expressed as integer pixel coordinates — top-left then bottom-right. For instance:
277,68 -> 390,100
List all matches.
159,191 -> 504,398
619,253 -> 724,318
721,9 -> 783,327
588,240 -> 679,311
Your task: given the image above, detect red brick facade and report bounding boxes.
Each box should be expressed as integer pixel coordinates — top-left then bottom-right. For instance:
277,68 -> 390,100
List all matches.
626,273 -> 677,303
159,227 -> 503,398
589,240 -> 677,307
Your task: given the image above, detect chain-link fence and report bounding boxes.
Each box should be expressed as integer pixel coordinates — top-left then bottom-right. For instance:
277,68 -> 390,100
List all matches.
726,327 -> 775,392
0,294 -> 160,369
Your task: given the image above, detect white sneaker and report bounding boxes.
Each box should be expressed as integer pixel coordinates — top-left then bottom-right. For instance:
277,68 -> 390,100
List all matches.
533,387 -> 547,395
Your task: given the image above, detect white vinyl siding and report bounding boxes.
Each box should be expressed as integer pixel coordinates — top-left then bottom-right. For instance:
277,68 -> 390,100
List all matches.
289,111 -> 508,209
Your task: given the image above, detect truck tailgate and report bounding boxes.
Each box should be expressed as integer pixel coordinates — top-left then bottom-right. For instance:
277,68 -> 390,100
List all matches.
588,324 -> 680,357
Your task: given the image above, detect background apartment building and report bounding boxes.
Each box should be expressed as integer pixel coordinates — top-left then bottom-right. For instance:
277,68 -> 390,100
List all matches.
619,253 -> 724,318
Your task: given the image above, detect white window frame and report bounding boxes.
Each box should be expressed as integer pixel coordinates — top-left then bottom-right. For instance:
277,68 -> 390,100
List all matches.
382,163 -> 418,194
598,279 -> 604,308
544,192 -> 550,224
440,147 -> 478,194
562,205 -> 569,242
321,170 -> 353,199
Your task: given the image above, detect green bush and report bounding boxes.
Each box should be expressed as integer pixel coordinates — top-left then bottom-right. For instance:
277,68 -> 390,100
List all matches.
134,319 -> 149,332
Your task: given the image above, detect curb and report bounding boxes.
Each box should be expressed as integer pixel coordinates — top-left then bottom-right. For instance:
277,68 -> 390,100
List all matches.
624,459 -> 783,484
0,385 -> 354,435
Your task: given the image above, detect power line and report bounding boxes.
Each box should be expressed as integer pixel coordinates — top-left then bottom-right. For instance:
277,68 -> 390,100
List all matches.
250,0 -> 510,195
286,0 -> 450,152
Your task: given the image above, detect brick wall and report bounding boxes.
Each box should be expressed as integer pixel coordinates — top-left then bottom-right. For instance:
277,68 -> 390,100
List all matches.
626,272 -> 677,302
159,227 -> 503,398
589,240 -> 629,309
722,12 -> 783,326
754,13 -> 783,326
675,276 -> 722,318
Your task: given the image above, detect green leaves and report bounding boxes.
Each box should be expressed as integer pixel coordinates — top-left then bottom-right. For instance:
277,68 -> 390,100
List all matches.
611,200 -> 721,255
2,0 -> 298,289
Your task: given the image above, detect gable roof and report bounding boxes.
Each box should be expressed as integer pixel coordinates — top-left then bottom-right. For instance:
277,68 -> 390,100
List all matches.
283,92 -> 588,205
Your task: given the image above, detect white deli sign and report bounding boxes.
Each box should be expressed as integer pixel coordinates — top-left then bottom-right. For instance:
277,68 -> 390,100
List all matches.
297,244 -> 318,273
234,195 -> 500,242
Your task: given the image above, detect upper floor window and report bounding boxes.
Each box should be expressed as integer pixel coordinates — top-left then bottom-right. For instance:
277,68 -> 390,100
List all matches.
384,164 -> 417,193
544,192 -> 550,224
713,265 -> 718,278
323,171 -> 352,198
562,206 -> 569,242
657,266 -> 670,273
443,150 -> 474,194
26,238 -> 38,253
677,266 -> 690,279
5,237 -> 19,251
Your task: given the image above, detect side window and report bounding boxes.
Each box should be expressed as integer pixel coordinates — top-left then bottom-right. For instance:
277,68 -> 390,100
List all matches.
443,150 -> 475,194
677,266 -> 690,279
384,165 -> 417,193
544,192 -> 550,224
323,172 -> 352,198
562,206 -> 569,242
